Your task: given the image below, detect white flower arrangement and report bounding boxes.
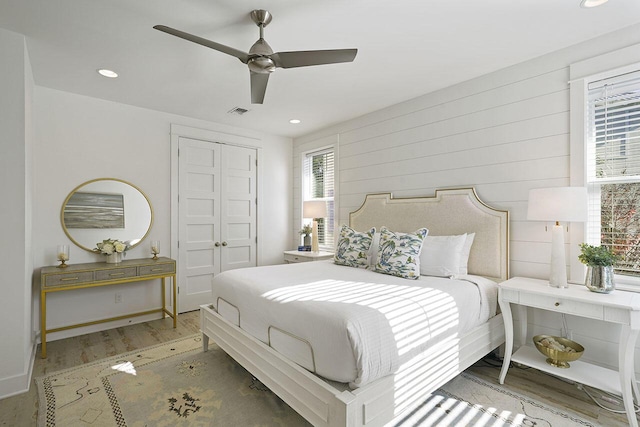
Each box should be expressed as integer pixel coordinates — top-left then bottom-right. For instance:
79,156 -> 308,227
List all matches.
95,238 -> 128,255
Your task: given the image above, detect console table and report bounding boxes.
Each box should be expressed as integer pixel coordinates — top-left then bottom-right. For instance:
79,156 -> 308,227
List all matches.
40,257 -> 177,358
498,277 -> 640,427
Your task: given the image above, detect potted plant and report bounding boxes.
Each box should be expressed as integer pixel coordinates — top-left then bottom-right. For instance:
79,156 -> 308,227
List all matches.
578,243 -> 620,293
299,224 -> 312,248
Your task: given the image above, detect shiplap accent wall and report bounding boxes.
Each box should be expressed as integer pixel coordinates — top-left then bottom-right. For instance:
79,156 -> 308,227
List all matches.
293,24 -> 640,374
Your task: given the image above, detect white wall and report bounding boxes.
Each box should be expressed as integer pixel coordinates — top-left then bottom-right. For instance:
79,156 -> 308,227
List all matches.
293,23 -> 640,374
33,87 -> 292,342
0,26 -> 292,399
0,28 -> 35,398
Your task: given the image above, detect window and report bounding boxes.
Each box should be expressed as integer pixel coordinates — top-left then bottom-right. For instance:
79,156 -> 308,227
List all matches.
586,71 -> 640,277
302,148 -> 334,249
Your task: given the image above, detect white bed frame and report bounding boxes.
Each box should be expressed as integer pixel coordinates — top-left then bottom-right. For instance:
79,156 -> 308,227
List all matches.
201,188 -> 509,426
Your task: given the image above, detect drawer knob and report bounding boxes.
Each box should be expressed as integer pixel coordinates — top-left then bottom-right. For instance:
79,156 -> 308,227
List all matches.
555,302 -> 560,306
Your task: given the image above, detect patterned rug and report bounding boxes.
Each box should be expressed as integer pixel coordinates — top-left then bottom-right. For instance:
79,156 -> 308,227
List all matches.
35,334 -> 598,426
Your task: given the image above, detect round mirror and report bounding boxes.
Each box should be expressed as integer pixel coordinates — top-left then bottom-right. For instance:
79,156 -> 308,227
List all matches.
61,178 -> 154,253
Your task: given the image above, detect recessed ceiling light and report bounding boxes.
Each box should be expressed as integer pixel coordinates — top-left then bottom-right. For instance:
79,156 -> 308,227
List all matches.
289,119 -> 301,124
97,69 -> 118,78
580,0 -> 608,8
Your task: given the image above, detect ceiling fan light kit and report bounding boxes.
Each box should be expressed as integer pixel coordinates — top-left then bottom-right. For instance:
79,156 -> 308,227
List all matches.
154,9 -> 357,104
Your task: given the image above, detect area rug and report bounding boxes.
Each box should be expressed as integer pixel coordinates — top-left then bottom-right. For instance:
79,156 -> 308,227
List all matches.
36,334 -> 598,426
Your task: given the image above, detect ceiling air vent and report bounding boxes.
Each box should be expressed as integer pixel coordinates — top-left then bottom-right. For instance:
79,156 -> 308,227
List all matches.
228,107 -> 250,115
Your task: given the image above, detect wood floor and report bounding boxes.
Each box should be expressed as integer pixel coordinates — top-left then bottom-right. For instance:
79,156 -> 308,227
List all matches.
0,310 -> 201,427
467,356 -> 630,426
0,310 -> 631,426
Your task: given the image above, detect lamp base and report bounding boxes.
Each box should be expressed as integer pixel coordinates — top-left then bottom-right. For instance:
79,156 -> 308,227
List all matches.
549,282 -> 569,289
548,224 -> 568,288
311,220 -> 319,252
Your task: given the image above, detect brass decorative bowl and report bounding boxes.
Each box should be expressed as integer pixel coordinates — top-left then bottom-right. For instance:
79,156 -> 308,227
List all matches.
533,334 -> 584,369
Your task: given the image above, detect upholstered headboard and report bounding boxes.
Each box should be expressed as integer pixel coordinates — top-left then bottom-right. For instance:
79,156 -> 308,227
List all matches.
349,188 -> 509,282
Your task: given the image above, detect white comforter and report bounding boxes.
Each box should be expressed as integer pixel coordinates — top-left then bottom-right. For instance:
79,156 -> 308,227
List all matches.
211,261 -> 498,388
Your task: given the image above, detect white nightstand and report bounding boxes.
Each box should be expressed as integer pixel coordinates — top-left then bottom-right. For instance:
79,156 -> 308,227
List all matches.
498,276 -> 640,427
284,250 -> 334,263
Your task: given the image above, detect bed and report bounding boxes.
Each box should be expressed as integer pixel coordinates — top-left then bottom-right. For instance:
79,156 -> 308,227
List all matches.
200,188 -> 509,426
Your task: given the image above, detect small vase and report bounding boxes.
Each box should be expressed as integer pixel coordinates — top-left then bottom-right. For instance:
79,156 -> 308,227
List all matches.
585,265 -> 615,293
106,252 -> 122,264
303,235 -> 311,247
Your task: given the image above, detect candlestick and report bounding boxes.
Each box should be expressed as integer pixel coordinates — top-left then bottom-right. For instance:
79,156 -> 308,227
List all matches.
151,240 -> 160,260
57,245 -> 69,268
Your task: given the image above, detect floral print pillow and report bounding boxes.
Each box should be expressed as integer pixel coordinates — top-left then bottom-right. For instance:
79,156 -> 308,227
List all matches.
334,225 -> 376,269
374,227 -> 429,279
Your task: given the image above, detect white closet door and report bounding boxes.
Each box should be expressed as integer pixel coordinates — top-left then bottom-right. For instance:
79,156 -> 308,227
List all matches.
178,137 -> 221,312
220,144 -> 257,272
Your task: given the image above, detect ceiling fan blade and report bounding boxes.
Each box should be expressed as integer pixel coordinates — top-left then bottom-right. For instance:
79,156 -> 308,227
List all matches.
250,72 -> 269,104
271,49 -> 357,69
154,25 -> 250,64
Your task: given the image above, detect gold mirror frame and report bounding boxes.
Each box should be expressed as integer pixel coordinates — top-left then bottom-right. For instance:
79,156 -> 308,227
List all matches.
60,178 -> 154,253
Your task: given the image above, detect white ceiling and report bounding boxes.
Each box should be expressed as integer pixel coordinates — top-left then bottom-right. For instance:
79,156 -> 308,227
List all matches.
2,0 -> 640,138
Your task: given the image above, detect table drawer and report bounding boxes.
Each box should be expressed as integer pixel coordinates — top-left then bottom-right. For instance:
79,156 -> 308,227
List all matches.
95,267 -> 137,281
44,271 -> 94,287
284,253 -> 313,263
139,263 -> 176,276
525,293 -> 604,319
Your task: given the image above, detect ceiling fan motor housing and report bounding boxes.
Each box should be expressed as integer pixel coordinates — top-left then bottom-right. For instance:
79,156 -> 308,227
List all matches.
247,37 -> 276,74
248,57 -> 276,73
248,37 -> 275,73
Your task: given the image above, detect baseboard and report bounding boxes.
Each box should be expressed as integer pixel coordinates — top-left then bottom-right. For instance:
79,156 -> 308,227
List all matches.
0,340 -> 37,400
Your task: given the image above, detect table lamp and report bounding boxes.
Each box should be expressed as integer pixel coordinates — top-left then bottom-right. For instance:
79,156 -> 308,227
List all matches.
303,201 -> 327,252
527,187 -> 587,288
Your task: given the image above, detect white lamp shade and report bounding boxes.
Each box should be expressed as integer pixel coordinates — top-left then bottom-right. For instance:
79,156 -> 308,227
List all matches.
527,187 -> 587,223
303,200 -> 327,219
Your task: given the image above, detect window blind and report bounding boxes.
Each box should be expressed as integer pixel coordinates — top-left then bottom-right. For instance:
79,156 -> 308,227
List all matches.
303,149 -> 335,248
586,71 -> 640,276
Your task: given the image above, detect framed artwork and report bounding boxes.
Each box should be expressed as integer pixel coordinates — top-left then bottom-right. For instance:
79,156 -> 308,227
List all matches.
63,192 -> 125,229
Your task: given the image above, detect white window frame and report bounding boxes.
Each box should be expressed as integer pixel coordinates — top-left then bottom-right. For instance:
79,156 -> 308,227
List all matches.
301,146 -> 335,251
570,45 -> 640,290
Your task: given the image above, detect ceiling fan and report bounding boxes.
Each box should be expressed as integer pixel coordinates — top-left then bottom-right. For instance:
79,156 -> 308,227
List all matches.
154,10 -> 358,104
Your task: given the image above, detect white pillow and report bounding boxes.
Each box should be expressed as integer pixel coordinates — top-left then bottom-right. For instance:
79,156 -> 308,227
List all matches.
459,233 -> 475,275
420,234 -> 468,277
367,231 -> 381,267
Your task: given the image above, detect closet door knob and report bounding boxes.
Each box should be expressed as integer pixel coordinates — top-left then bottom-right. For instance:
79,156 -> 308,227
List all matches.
214,242 -> 220,247
222,241 -> 228,246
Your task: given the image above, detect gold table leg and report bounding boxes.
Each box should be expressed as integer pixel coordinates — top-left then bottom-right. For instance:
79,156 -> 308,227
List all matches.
40,290 -> 47,358
172,274 -> 177,328
161,277 -> 166,319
